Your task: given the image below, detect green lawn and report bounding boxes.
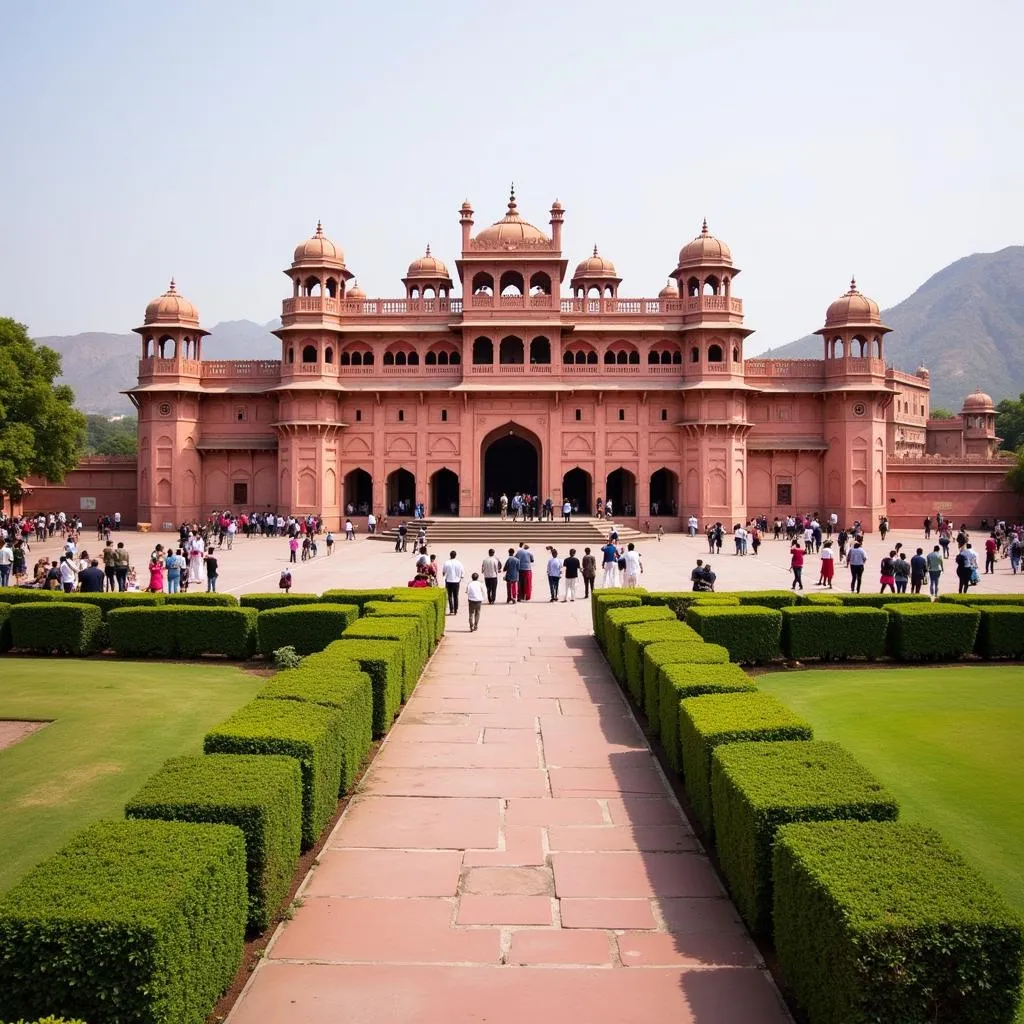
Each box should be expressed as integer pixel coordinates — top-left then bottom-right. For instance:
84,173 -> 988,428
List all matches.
0,659 -> 263,893
758,666 -> 1024,917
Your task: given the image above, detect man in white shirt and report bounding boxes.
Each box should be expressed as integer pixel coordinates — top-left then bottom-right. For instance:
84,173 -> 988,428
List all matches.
226,519 -> 237,549
562,500 -> 572,523
481,548 -> 502,605
58,555 -> 77,593
688,515 -> 698,537
465,572 -> 485,631
367,512 -> 377,534
622,543 -> 643,588
441,550 -> 465,615
0,539 -> 12,587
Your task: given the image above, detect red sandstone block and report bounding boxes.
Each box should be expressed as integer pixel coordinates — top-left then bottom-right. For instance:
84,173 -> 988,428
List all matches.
504,797 -> 606,826
456,895 -> 553,926
305,850 -> 462,897
547,825 -> 698,853
616,931 -> 762,968
507,929 -> 613,965
559,898 -> 658,930
331,796 -> 499,850
551,852 -> 722,899
463,826 -> 546,867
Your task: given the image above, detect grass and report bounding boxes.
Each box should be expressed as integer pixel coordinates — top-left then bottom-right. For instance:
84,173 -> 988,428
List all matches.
757,666 -> 1024,918
0,659 -> 263,893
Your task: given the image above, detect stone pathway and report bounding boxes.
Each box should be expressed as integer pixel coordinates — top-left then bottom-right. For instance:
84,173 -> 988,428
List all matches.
228,599 -> 791,1024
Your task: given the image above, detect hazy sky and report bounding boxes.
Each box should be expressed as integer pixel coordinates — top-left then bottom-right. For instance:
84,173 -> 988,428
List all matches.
1,0 -> 1020,352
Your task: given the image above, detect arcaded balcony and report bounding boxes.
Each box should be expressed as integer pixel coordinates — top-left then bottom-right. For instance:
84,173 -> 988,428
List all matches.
137,357 -> 202,381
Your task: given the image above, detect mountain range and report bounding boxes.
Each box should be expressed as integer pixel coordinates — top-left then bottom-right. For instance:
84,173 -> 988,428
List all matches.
37,247 -> 1024,415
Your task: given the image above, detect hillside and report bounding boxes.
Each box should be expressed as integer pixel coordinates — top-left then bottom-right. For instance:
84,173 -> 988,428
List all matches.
38,320 -> 280,414
762,246 -> 1024,410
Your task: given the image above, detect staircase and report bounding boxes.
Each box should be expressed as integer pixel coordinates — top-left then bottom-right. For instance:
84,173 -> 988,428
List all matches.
369,516 -> 652,546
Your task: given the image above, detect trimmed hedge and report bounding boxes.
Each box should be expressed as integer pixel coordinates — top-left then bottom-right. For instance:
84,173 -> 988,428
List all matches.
390,588 -> 447,644
885,604 -> 980,662
106,606 -> 258,659
975,605 -> 1024,659
0,819 -> 246,1024
799,593 -> 843,606
0,604 -> 10,654
780,606 -> 889,661
621,619 -> 702,708
257,603 -> 359,657
204,700 -> 344,849
678,692 -> 813,834
685,605 -> 783,664
9,603 -> 102,656
126,754 -> 302,931
835,593 -> 931,609
1,1018 -> 88,1023
258,665 -> 374,795
734,590 -> 801,609
62,591 -> 162,618
342,616 -> 424,700
643,640 -> 730,733
774,820 -> 1024,1024
319,588 -> 396,611
604,605 -> 676,684
239,593 -> 323,611
591,592 -> 643,650
640,592 -> 741,616
938,593 -> 1024,607
364,599 -> 437,651
658,663 -> 757,773
0,590 -> 60,606
330,637 -> 405,735
711,741 -> 899,935
164,592 -> 239,607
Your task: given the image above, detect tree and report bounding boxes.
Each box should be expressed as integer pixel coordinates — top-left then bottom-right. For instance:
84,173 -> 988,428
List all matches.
0,317 -> 86,514
1007,446 -> 1024,496
929,407 -> 955,420
85,414 -> 138,456
995,394 -> 1024,452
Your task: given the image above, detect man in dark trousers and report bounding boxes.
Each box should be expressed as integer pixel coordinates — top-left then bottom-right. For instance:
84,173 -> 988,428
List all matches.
78,558 -> 106,593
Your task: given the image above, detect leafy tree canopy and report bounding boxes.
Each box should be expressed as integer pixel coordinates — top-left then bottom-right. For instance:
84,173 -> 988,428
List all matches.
929,407 -> 955,420
1007,446 -> 1024,495
0,317 -> 86,511
85,414 -> 138,456
995,393 -> 1024,452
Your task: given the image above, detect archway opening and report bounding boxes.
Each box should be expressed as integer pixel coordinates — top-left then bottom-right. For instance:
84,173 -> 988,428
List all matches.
483,432 -> 538,512
649,468 -> 678,516
344,469 -> 372,515
605,468 -> 637,517
386,468 -> 415,516
561,467 -> 592,515
430,468 -> 460,516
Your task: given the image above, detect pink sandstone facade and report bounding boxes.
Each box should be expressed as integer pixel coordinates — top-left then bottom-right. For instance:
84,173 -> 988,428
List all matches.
118,191 -> 1020,532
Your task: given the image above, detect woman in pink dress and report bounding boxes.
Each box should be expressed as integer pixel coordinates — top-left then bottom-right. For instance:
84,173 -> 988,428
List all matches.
147,555 -> 165,593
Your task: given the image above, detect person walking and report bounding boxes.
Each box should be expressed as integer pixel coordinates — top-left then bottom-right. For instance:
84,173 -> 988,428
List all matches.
600,538 -> 620,589
955,547 -> 972,594
925,545 -> 944,597
0,537 -> 13,587
562,548 -> 581,602
879,551 -> 896,594
442,550 -> 464,615
204,551 -> 219,592
847,540 -> 867,593
984,534 -> 997,574
910,548 -> 928,594
562,499 -> 572,523
581,547 -> 597,598
546,549 -> 563,602
165,549 -> 182,594
516,544 -> 534,601
818,540 -> 834,587
466,572 -> 484,632
345,519 -> 355,541
113,541 -> 130,592
790,542 -> 805,591
503,547 -> 520,603
893,552 -> 910,593
622,543 -> 643,588
481,548 -> 501,605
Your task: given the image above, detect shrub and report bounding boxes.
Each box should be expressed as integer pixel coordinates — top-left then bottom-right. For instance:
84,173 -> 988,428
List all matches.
258,666 -> 374,794
658,663 -> 756,773
0,590 -> 59,606
886,604 -> 980,662
642,591 -> 741,611
9,603 -> 102,656
364,599 -> 437,651
799,593 -> 842,606
835,592 -> 931,609
975,605 -> 1024,659
685,605 -> 783,664
273,645 -> 303,669
240,593 -> 324,611
126,754 -> 302,931
938,593 -> 1024,607
0,819 -> 246,1024
604,605 -> 676,683
204,700 -> 344,849
591,592 -> 643,650
107,606 -> 258,659
711,741 -> 899,935
330,637 -> 404,735
63,591 -> 162,618
734,590 -> 801,609
342,616 -> 424,699
621,618 -> 702,706
257,603 -> 359,657
679,692 -> 813,834
780,606 -> 889,661
390,588 -> 447,643
164,592 -> 239,607
2,1018 -> 87,1023
642,640 -> 730,732
319,588 -> 396,612
773,820 -> 1024,1024
0,604 -> 11,654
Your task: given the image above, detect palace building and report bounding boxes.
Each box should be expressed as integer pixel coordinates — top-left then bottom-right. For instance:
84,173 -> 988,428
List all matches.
123,191 -> 1013,531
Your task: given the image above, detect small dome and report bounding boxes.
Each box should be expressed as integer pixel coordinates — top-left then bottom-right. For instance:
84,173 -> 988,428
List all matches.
293,221 -> 344,266
474,188 -> 549,245
916,366 -> 930,379
346,281 -> 366,300
962,388 -> 995,412
678,219 -> 733,267
659,282 -> 678,298
823,277 -> 882,328
573,245 -> 618,279
406,245 -> 450,279
144,278 -> 200,326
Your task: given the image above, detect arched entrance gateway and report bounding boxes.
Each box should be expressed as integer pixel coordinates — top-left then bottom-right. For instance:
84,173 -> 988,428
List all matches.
430,468 -> 459,515
481,423 -> 540,513
561,467 -> 592,514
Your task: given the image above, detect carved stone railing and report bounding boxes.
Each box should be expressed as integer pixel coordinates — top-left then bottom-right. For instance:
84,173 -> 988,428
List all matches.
202,359 -> 281,378
744,359 -> 826,378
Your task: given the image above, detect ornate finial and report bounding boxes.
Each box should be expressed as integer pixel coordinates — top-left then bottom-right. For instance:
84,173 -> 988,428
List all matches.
849,275 -> 857,292
168,277 -> 177,294
425,243 -> 431,257
593,244 -> 599,257
315,220 -> 324,237
508,182 -> 517,213
701,218 -> 709,236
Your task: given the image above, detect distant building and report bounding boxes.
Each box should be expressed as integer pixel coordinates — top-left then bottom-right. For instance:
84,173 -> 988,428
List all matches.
115,191 -> 1016,530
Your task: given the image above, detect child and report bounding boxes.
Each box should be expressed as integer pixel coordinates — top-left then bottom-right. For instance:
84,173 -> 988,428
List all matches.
279,568 -> 292,594
466,572 -> 484,632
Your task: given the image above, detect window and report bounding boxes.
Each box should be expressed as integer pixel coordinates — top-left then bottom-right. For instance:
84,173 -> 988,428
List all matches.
236,407 -> 247,422
440,409 -> 448,423
232,482 -> 248,505
355,409 -> 362,422
661,409 -> 667,421
398,410 -> 405,422
575,409 -> 582,421
776,483 -> 792,506
618,409 -> 625,421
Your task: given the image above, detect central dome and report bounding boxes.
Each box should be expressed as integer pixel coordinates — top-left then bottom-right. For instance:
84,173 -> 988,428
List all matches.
474,189 -> 549,245
144,278 -> 200,326
406,245 -> 450,279
678,219 -> 733,267
962,388 -> 995,412
293,221 -> 345,266
823,277 -> 882,328
573,245 -> 618,279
